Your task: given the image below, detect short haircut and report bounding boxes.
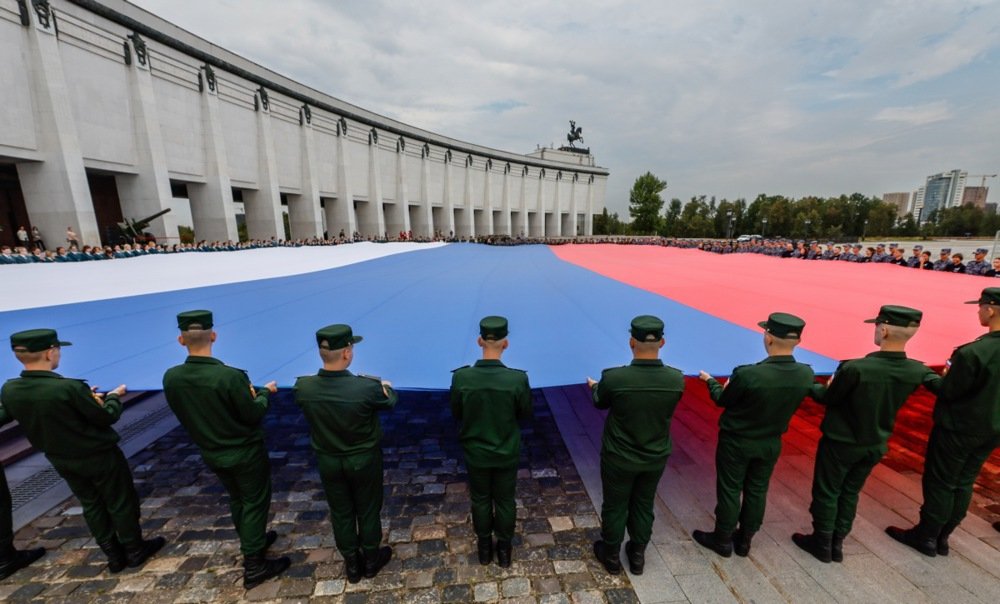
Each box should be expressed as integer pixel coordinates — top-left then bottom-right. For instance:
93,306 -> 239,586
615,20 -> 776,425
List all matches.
14,350 -> 47,364
883,324 -> 918,341
180,328 -> 212,347
633,339 -> 661,353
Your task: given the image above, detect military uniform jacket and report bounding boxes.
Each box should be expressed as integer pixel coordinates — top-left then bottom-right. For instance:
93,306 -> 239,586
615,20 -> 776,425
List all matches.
1,370 -> 123,461
814,352 -> 941,448
933,331 -> 1000,436
706,355 -> 815,440
162,356 -> 270,466
450,360 -> 532,468
592,359 -> 685,470
293,369 -> 398,456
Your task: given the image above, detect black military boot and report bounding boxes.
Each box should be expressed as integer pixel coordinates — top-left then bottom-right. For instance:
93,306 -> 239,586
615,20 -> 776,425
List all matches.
993,520 -> 1000,534
625,541 -> 646,574
243,552 -> 291,589
792,531 -> 833,563
124,536 -> 166,568
830,533 -> 846,563
936,522 -> 959,556
98,539 -> 127,573
0,545 -> 46,580
733,528 -> 756,557
692,529 -> 733,558
593,540 -> 622,575
477,537 -> 493,566
363,546 -> 392,578
495,540 -> 512,568
885,523 -> 938,557
343,550 -> 362,584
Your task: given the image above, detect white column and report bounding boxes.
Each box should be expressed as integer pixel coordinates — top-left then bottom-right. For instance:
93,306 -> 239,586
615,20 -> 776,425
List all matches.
289,107 -> 323,239
498,165 -> 511,236
462,158 -> 475,237
585,175 -> 595,236
116,33 -> 178,241
331,120 -> 358,237
413,146 -> 433,238
442,153 -> 456,237
519,169 -> 529,237
244,91 -> 284,240
16,7 -> 99,247
187,66 -> 238,242
551,174 -> 563,237
483,162 -> 494,235
386,140 -> 410,237
569,174 -> 579,237
533,172 -> 545,237
357,131 -> 386,237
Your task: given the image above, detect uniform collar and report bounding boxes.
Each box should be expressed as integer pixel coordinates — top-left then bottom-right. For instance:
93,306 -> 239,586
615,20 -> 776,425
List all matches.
630,359 -> 664,366
474,359 -> 506,368
979,331 -> 1000,340
866,351 -> 907,359
184,355 -> 223,365
19,370 -> 62,378
318,369 -> 352,377
761,355 -> 796,364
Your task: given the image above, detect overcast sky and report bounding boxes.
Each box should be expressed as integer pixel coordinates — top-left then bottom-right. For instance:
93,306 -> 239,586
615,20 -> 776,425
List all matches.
131,0 -> 1000,215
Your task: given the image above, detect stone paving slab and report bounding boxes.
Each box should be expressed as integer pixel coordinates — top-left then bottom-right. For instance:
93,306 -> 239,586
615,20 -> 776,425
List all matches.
2,390 -> 637,603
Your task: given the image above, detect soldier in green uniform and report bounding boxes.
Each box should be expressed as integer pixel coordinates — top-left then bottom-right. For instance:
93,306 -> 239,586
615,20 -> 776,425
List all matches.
692,313 -> 816,558
450,316 -> 532,568
886,287 -> 1000,556
1,329 -> 164,573
0,399 -> 46,580
162,311 -> 289,589
587,315 -> 685,575
793,306 -> 941,563
293,324 -> 397,583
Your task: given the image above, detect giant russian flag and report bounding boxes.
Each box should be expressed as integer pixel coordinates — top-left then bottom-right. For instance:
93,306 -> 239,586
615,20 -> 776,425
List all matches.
0,243 -> 985,390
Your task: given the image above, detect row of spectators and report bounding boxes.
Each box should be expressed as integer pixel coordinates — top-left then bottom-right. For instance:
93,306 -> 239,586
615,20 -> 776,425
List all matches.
677,238 -> 1000,277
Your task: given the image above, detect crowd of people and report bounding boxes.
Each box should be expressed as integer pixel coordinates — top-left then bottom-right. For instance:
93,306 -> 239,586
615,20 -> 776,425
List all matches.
678,238 -> 1000,277
4,226 -> 998,279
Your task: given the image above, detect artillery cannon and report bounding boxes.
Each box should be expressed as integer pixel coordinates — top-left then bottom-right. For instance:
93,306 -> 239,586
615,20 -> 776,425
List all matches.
116,208 -> 171,245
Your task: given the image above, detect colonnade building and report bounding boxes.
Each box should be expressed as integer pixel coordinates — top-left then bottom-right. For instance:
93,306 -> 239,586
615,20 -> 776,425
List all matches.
0,0 -> 609,248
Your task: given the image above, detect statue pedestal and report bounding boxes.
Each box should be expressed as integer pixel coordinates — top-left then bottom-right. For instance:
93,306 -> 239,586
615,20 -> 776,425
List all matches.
526,147 -> 596,167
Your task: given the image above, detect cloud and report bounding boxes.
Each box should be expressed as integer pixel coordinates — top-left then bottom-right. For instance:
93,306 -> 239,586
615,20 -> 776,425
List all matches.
873,102 -> 953,126
129,0 -> 1000,212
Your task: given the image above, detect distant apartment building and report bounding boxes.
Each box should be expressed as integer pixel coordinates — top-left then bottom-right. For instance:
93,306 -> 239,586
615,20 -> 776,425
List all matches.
912,170 -> 967,222
882,192 -> 912,217
961,186 -> 989,209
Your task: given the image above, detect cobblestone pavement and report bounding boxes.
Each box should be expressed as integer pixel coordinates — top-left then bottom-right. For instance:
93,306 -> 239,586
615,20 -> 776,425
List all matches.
1,390 -> 637,603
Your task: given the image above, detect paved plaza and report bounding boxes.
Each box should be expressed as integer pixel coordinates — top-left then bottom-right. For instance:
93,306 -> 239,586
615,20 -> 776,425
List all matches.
4,383 -> 1000,602
2,390 -> 636,604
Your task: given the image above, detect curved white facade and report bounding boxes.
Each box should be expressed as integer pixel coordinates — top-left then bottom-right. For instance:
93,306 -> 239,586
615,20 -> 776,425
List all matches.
0,0 -> 608,246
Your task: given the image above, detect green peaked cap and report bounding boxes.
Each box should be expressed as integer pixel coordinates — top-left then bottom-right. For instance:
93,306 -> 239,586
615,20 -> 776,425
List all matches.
630,315 -> 664,341
479,316 -> 509,341
177,310 -> 213,331
10,328 -> 72,352
863,305 -> 922,327
757,312 -> 805,339
316,324 -> 363,350
965,287 -> 1000,306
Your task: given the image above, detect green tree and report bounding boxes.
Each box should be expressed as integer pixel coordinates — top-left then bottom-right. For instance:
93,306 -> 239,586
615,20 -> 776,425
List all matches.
628,172 -> 667,234
660,198 -> 682,236
593,207 -> 628,235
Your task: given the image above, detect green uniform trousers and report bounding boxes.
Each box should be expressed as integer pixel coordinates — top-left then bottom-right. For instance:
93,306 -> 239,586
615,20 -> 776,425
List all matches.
600,454 -> 666,547
49,448 -> 142,547
1,468 -> 12,552
920,426 -> 1000,531
714,433 -> 781,534
317,449 -> 384,556
467,464 -> 517,541
809,437 -> 882,535
206,443 -> 272,556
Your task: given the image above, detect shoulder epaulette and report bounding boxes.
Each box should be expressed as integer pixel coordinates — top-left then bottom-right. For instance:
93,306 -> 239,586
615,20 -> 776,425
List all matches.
358,373 -> 382,382
507,367 -> 527,373
451,365 -> 470,373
